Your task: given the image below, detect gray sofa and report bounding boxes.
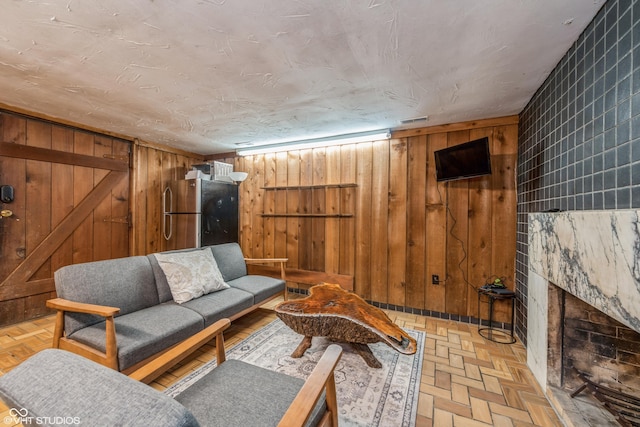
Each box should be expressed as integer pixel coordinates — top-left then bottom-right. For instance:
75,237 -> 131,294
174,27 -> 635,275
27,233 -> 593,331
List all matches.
46,242 -> 287,373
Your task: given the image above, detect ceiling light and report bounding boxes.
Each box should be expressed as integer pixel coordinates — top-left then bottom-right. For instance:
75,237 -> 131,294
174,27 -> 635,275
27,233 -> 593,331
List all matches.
236,129 -> 390,156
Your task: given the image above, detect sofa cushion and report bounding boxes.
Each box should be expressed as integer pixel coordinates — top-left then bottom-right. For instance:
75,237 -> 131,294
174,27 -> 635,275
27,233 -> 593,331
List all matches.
0,349 -> 200,427
227,275 -> 285,304
175,359 -> 325,427
210,243 -> 248,281
180,288 -> 253,327
69,303 -> 204,371
154,249 -> 229,304
54,256 -> 159,336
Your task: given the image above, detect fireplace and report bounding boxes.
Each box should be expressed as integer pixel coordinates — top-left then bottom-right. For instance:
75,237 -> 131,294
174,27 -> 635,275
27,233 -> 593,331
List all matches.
527,210 -> 640,426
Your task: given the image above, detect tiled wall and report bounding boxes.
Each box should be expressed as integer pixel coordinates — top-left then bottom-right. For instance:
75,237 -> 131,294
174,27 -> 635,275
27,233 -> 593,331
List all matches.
516,0 -> 640,344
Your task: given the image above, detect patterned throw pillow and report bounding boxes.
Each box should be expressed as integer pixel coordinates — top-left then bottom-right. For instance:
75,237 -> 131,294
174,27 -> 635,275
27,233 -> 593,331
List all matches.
154,249 -> 229,304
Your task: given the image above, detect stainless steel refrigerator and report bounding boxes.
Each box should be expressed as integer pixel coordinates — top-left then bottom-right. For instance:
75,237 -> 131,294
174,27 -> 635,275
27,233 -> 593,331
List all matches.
163,179 -> 239,249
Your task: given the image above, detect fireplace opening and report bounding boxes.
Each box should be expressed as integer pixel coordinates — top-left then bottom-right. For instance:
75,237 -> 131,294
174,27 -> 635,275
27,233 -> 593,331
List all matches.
547,283 -> 640,426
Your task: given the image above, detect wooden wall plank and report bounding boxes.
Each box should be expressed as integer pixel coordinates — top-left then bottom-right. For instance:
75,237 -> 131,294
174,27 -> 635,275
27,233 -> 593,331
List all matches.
324,146 -> 341,274
250,154 -> 265,258
246,155 -> 268,258
407,134 -> 427,309
490,125 -> 518,323
145,148 -> 163,254
237,156 -> 252,255
339,144 -> 356,277
370,140 -> 389,303
387,138 -> 408,307
0,116 -> 27,282
466,128 -> 494,318
275,152 -> 288,259
311,148 -> 326,271
73,132 -> 95,264
444,130 -> 471,315
111,139 -> 130,259
286,151 -> 300,270
26,120 -> 52,280
50,127 -> 74,274
93,135 -> 113,261
263,153 -> 276,259
354,143 -> 373,299
0,142 -> 128,171
0,115 -> 27,325
132,145 -> 149,255
298,149 -> 313,270
425,133 -> 448,312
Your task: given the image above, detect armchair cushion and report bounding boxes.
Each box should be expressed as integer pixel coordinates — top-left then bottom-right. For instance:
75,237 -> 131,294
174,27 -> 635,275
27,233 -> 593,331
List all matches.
175,359 -> 325,427
0,349 -> 199,427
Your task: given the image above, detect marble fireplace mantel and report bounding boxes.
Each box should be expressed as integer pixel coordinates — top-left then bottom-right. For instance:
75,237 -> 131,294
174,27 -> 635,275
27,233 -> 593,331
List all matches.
526,209 -> 640,396
528,209 -> 640,333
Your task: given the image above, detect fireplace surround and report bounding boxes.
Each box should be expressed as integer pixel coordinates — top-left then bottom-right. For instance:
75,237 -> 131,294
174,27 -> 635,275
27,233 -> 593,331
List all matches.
527,210 -> 640,425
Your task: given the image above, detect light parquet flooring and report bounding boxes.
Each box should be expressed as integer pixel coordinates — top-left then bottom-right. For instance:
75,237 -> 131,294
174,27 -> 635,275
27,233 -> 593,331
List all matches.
0,298 -> 563,427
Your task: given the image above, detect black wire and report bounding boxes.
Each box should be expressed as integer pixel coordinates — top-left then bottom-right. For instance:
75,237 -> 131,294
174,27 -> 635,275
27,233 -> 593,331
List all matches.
436,182 -> 477,291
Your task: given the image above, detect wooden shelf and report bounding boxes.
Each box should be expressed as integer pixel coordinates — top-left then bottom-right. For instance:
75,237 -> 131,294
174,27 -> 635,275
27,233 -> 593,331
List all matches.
261,183 -> 357,218
262,183 -> 357,190
260,213 -> 353,218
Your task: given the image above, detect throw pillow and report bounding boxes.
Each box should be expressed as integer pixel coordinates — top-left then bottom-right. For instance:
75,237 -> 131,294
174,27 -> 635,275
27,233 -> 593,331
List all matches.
202,254 -> 230,294
154,249 -> 228,304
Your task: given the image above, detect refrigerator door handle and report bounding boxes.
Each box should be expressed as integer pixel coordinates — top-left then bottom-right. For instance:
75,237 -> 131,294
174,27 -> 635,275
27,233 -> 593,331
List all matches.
163,186 -> 173,241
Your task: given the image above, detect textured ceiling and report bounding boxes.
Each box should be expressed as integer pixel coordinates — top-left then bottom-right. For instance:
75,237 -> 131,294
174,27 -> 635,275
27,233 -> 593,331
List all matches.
0,0 -> 605,154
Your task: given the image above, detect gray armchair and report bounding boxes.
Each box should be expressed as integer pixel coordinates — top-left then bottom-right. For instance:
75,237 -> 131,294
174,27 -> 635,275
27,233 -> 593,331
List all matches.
0,319 -> 342,427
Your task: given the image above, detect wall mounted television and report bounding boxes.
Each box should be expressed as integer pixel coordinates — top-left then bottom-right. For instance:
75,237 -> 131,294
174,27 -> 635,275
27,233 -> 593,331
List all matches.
434,137 -> 492,182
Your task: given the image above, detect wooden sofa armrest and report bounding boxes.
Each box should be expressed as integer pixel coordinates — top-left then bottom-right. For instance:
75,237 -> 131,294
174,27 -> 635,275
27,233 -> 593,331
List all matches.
46,297 -> 121,369
129,318 -> 231,384
278,344 -> 343,427
47,297 -> 120,317
244,257 -> 289,264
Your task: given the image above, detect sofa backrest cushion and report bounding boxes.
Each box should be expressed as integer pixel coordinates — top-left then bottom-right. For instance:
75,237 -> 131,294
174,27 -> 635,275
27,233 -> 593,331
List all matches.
210,243 -> 247,281
0,349 -> 200,427
54,256 -> 159,335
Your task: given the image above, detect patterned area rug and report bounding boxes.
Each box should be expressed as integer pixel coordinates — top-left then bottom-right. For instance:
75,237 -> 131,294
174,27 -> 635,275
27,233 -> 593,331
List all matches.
165,319 -> 425,427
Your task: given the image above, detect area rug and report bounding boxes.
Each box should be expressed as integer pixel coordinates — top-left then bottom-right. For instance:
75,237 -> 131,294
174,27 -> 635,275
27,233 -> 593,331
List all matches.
165,319 -> 425,427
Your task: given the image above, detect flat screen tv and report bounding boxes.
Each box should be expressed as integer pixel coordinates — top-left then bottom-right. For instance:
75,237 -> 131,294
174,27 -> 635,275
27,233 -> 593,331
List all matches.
434,137 -> 492,182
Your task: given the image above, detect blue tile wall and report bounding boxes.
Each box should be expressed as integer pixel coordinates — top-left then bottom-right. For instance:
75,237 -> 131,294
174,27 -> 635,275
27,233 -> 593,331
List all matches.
516,0 -> 640,345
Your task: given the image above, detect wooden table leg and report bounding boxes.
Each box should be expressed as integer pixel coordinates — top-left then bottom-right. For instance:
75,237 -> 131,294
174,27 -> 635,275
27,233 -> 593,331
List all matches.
351,343 -> 382,368
291,335 -> 313,358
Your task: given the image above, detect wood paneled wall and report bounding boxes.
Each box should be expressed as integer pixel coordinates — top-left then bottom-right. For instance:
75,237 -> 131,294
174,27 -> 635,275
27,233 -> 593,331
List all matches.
131,142 -> 204,256
0,107 -> 516,326
0,109 -> 203,326
235,117 -> 518,322
0,111 -> 131,326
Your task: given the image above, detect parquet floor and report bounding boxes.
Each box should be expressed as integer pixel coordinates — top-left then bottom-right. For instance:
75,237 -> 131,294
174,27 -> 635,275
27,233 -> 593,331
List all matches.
0,298 -> 563,426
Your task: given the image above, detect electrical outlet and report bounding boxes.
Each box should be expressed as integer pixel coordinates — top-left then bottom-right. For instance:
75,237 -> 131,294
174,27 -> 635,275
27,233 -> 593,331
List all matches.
432,274 -> 440,285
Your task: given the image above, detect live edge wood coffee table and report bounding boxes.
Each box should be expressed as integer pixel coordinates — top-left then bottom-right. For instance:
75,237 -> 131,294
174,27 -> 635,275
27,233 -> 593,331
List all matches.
275,283 -> 417,368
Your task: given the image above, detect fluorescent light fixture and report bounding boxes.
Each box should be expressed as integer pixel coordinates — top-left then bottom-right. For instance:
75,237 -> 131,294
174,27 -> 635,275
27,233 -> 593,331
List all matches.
236,129 -> 390,156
